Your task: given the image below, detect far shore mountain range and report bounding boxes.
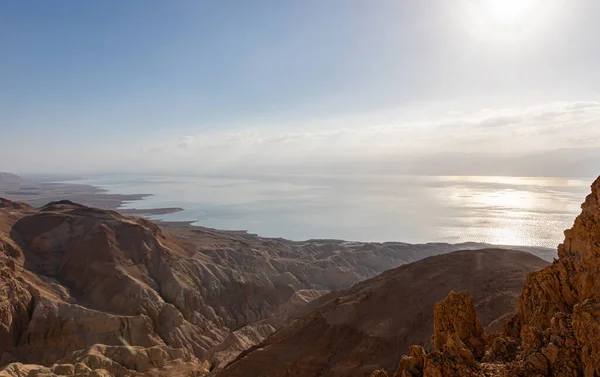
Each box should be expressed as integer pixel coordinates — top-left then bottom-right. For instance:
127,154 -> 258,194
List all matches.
6,171 -> 600,376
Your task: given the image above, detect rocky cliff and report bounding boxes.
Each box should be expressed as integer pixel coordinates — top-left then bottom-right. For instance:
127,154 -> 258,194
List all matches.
377,175 -> 600,377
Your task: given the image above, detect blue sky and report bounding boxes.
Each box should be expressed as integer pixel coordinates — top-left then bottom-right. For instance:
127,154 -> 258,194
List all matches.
1,0 -> 600,174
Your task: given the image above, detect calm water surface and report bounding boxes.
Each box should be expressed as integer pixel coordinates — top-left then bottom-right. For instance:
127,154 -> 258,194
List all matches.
63,174 -> 592,248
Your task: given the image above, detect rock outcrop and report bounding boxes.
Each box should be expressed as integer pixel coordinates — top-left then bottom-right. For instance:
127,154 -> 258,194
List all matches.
375,176 -> 600,377
502,176 -> 600,376
431,291 -> 485,359
393,291 -> 486,377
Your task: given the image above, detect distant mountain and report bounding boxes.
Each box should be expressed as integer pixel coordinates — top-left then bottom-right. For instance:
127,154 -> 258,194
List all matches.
0,172 -> 24,184
408,148 -> 600,177
235,147 -> 600,178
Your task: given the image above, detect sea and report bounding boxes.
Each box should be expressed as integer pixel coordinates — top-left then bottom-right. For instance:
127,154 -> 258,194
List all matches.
62,174 -> 593,249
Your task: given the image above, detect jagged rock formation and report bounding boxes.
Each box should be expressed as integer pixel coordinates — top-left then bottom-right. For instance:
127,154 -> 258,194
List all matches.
432,291 -> 485,360
376,176 -> 600,377
218,249 -> 548,377
393,291 -> 488,377
502,176 -> 600,376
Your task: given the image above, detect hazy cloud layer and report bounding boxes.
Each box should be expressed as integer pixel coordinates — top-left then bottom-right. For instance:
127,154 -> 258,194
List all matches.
2,101 -> 599,177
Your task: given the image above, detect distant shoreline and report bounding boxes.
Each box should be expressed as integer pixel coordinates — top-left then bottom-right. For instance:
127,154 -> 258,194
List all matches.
0,175 -> 184,217
118,207 -> 184,216
0,172 -> 581,250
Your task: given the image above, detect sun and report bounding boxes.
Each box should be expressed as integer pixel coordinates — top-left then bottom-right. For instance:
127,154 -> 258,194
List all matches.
481,0 -> 538,25
463,0 -> 550,43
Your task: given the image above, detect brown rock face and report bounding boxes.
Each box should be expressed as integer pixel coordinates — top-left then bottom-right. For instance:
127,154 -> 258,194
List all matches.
502,176 -> 600,376
394,345 -> 426,377
431,291 -> 485,359
394,292 -> 484,377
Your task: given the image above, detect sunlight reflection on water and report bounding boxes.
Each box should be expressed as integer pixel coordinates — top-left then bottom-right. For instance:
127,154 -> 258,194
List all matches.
63,174 -> 592,248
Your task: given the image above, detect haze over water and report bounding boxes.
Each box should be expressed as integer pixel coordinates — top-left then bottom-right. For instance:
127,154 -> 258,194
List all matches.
64,175 -> 591,249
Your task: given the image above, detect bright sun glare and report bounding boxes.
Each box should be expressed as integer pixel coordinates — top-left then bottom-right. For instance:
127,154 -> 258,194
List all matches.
482,0 -> 538,24
464,0 -> 550,43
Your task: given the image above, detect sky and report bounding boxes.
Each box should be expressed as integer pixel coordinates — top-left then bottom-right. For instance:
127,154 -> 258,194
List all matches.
1,0 -> 600,176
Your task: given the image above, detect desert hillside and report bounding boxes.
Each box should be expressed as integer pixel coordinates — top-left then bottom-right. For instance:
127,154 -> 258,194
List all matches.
218,248 -> 547,377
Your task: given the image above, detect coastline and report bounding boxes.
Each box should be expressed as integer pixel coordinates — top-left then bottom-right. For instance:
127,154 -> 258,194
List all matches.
0,173 -> 558,262
0,176 -> 184,216
0,173 -> 570,254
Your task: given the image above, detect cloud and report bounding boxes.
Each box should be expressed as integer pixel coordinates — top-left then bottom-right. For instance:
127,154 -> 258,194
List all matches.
532,101 -> 600,120
264,133 -> 312,143
177,136 -> 196,148
566,101 -> 600,110
140,100 -> 600,158
479,115 -> 523,127
226,131 -> 260,142
141,146 -> 170,153
140,135 -> 198,153
532,109 -> 564,120
6,100 -> 600,175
